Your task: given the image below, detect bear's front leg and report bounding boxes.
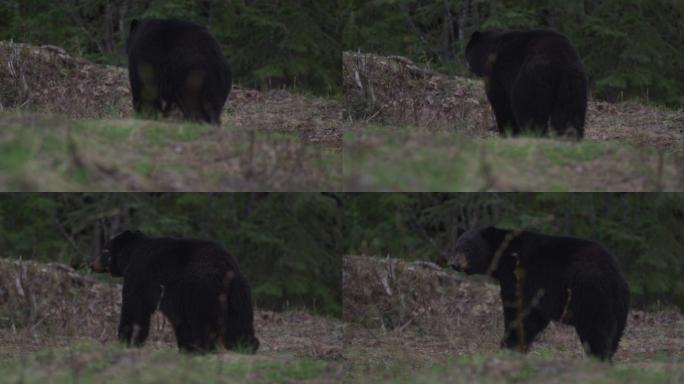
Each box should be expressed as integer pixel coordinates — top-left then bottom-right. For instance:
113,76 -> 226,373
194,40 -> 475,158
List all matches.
485,80 -> 519,135
118,283 -> 153,347
501,302 -> 527,352
500,297 -> 550,353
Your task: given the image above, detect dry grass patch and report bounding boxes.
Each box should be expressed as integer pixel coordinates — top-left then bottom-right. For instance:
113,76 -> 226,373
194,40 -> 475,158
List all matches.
343,52 -> 684,151
0,113 -> 341,191
342,52 -> 684,191
0,258 -> 344,363
0,42 -> 342,191
343,127 -> 684,191
343,255 -> 684,375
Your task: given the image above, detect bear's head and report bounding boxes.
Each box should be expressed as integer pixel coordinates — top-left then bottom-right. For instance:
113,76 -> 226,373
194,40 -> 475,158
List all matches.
465,30 -> 502,77
448,226 -> 502,276
90,230 -> 144,277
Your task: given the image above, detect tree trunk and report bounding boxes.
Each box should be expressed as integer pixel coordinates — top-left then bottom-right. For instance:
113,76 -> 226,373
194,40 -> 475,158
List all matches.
456,0 -> 468,43
104,0 -> 114,53
440,0 -> 455,62
119,0 -> 131,45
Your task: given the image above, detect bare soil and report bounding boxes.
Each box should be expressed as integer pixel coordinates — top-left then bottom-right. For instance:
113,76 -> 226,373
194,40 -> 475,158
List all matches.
0,42 -> 341,191
0,259 -> 344,362
343,255 -> 684,371
343,52 -> 684,149
343,52 -> 684,192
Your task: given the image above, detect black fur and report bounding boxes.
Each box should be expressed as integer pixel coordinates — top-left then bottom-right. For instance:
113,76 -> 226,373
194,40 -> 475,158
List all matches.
126,19 -> 232,125
90,230 -> 258,353
465,30 -> 588,139
449,227 -> 629,361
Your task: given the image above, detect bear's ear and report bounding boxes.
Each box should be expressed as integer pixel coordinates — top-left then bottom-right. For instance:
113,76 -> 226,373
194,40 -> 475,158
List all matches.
115,229 -> 141,240
130,19 -> 140,34
470,31 -> 482,42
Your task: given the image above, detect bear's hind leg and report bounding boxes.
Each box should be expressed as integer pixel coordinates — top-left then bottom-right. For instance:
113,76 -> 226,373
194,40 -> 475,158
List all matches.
202,99 -> 222,126
502,305 -> 549,353
486,79 -> 519,135
173,323 -> 196,352
550,68 -> 587,139
177,69 -> 215,124
610,307 -> 628,358
575,321 -> 615,361
510,72 -> 554,136
571,276 -> 623,361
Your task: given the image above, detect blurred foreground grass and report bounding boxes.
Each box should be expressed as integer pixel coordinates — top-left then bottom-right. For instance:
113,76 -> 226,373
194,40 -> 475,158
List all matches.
357,349 -> 684,384
0,342 -> 331,384
0,113 -> 341,191
343,126 -> 684,192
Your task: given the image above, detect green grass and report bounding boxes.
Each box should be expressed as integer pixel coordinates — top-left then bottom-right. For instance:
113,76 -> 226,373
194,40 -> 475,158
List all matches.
26,340 -> 680,384
343,125 -> 683,191
0,342 -> 329,384
0,112 -> 341,191
542,142 -> 606,165
353,350 -> 684,384
0,142 -> 31,171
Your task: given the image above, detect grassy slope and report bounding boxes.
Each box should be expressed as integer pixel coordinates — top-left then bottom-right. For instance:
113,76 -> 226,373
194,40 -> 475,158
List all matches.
0,259 -> 345,383
343,256 -> 684,383
0,342 -> 335,384
3,343 -> 680,384
342,53 -> 684,192
3,344 -> 681,384
0,42 -> 342,192
0,113 -> 340,191
2,257 -> 684,383
364,350 -> 683,384
344,126 -> 684,191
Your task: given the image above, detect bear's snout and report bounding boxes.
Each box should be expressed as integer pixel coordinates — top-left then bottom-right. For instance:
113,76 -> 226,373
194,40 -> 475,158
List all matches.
449,252 -> 469,272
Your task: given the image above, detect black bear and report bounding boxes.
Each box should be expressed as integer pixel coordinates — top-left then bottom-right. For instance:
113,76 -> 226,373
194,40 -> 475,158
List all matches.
465,30 -> 588,139
448,226 -> 629,360
126,19 -> 232,125
90,230 -> 259,353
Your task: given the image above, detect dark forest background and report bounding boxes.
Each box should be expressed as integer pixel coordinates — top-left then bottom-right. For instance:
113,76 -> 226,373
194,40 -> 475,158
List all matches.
1,1 -> 683,105
344,193 -> 684,312
0,1 -> 342,94
1,193 -> 683,316
0,193 -> 342,317
343,0 -> 684,107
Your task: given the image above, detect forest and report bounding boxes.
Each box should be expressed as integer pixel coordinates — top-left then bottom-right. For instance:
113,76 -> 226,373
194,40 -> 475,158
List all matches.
0,193 -> 343,316
343,193 -> 684,312
0,1 -> 342,93
1,0 -> 683,106
343,0 -> 684,107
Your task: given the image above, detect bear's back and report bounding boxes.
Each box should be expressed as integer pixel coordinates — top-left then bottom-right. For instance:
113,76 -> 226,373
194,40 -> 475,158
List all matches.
494,29 -> 581,67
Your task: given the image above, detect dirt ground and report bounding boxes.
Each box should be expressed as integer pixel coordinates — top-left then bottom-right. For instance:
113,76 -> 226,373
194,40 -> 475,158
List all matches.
2,257 -> 683,382
0,259 -> 344,362
0,42 -> 341,192
343,52 -> 684,152
343,256 -> 684,370
342,52 -> 684,192
0,41 -> 342,150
